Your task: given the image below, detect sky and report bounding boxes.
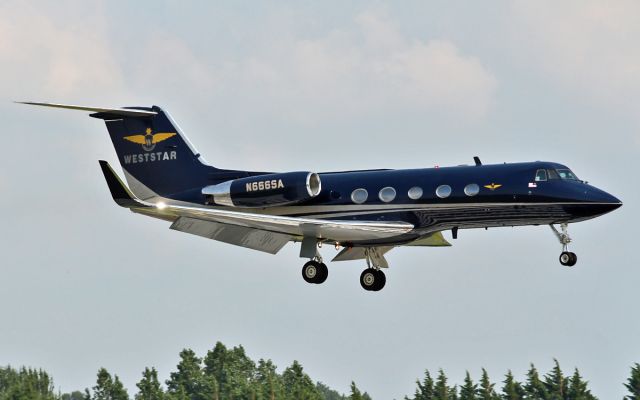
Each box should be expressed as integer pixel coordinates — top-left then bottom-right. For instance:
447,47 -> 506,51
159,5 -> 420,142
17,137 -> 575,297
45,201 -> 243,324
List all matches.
0,1 -> 638,398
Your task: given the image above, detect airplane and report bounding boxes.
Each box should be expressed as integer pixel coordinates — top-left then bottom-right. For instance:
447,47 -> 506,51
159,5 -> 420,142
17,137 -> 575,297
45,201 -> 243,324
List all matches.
20,102 -> 622,291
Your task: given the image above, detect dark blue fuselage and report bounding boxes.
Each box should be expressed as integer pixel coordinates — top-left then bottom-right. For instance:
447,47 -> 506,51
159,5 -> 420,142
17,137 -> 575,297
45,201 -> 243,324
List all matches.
174,161 -> 622,247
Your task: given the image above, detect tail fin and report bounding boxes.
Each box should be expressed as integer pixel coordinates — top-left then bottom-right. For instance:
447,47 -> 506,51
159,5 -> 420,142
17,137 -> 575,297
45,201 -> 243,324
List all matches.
95,105 -> 217,199
20,102 -> 247,201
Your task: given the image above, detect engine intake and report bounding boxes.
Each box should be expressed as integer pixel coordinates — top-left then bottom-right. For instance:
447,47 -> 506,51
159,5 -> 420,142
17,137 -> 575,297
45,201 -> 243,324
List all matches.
202,171 -> 322,208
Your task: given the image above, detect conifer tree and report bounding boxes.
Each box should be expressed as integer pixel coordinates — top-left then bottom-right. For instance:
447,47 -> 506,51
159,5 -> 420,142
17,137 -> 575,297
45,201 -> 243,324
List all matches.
349,381 -> 364,400
625,363 -> 640,400
523,364 -> 548,400
449,385 -> 459,400
543,360 -> 567,400
413,370 -> 435,400
477,369 -> 499,400
566,368 -> 596,400
459,372 -> 477,400
135,367 -> 164,400
433,369 -> 450,400
500,371 -> 524,400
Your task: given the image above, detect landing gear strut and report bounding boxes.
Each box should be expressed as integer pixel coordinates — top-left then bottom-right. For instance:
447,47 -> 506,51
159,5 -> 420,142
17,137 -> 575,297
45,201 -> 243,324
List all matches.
550,223 -> 577,267
301,258 -> 328,284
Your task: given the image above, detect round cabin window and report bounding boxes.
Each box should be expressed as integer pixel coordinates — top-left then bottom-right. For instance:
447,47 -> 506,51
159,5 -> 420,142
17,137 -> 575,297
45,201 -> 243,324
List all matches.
464,183 -> 480,197
408,186 -> 423,200
351,188 -> 368,204
379,187 -> 397,203
435,185 -> 452,199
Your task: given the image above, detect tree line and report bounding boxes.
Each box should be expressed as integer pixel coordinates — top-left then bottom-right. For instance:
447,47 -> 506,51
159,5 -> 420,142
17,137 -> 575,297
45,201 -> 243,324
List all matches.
0,342 -> 638,399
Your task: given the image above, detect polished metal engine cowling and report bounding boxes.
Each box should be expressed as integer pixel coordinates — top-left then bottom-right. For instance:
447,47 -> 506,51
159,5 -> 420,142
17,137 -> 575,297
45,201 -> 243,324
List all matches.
202,171 -> 321,207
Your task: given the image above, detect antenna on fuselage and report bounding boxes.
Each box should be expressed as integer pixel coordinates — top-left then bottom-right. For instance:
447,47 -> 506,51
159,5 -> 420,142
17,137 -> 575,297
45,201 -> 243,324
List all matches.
473,156 -> 482,166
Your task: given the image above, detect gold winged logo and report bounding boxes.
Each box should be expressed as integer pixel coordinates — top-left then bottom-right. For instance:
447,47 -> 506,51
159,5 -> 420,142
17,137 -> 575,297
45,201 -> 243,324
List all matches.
484,183 -> 502,191
123,128 -> 177,152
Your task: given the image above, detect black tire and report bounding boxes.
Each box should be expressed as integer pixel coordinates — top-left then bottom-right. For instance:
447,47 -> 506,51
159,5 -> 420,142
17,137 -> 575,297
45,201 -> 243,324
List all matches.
559,252 -> 572,266
360,268 -> 377,291
373,269 -> 386,291
315,263 -> 329,284
302,261 -> 320,283
567,252 -> 577,267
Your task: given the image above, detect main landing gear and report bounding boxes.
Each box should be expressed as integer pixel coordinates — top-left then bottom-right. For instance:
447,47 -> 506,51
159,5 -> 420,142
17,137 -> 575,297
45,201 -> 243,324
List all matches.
359,248 -> 387,291
301,258 -> 328,284
550,223 -> 577,267
360,268 -> 386,291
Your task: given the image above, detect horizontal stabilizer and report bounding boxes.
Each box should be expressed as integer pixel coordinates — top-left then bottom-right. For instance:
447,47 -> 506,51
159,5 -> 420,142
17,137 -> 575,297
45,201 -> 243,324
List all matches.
99,160 -> 145,208
16,101 -> 157,118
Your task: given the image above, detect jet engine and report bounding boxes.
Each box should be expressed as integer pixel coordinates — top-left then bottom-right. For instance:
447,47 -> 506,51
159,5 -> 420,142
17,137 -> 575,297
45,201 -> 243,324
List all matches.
202,171 -> 322,207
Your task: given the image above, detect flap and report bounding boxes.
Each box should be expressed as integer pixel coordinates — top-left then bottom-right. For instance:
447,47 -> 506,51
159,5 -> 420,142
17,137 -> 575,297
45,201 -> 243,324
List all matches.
170,217 -> 290,254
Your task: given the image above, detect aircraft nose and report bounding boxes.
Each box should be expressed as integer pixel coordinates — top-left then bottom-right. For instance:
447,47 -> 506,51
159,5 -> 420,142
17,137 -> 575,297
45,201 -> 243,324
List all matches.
587,186 -> 622,212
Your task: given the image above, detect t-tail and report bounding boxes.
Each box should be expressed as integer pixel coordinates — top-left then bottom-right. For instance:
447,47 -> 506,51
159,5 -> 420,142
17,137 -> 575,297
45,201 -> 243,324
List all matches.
18,102 -> 248,201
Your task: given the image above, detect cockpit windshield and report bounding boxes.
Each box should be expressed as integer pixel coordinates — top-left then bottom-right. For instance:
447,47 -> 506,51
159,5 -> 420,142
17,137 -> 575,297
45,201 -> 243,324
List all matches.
556,169 -> 578,180
534,167 -> 580,181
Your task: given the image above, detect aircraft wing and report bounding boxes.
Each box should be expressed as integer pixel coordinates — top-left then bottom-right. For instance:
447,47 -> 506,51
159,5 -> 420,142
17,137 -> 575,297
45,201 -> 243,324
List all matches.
99,161 -> 414,253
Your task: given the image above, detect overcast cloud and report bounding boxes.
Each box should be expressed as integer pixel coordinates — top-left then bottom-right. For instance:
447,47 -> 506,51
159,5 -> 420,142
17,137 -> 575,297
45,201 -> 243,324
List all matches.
0,1 -> 638,399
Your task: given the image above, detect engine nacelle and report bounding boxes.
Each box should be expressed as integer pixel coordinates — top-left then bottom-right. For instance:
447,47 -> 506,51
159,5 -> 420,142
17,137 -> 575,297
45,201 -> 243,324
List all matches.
202,171 -> 322,207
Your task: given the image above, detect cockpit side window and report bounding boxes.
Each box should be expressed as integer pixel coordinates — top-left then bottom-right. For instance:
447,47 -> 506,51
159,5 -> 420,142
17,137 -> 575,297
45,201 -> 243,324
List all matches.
556,169 -> 578,180
547,169 -> 560,179
535,169 -> 547,182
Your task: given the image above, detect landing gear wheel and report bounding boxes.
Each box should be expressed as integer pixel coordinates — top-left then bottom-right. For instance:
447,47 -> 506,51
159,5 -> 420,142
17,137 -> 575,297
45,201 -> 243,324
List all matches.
373,269 -> 386,291
559,251 -> 577,267
568,252 -> 577,266
360,268 -> 386,291
302,261 -> 328,284
315,263 -> 328,284
302,261 -> 320,283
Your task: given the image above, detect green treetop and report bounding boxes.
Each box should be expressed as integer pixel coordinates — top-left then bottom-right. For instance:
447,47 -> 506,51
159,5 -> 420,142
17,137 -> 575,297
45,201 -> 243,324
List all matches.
625,363 -> 640,400
500,371 -> 524,400
458,371 -> 477,400
543,360 -> 567,400
477,369 -> 499,400
165,348 -> 216,400
203,342 -> 256,400
91,368 -> 129,400
135,367 -> 164,400
433,369 -> 451,400
524,364 -> 548,400
281,360 -> 321,400
566,368 -> 596,400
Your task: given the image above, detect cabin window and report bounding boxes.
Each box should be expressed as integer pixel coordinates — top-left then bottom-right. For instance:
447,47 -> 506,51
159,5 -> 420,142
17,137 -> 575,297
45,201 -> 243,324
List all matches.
464,183 -> 480,197
351,188 -> 368,204
435,185 -> 452,199
378,187 -> 396,203
408,186 -> 423,200
535,169 -> 548,181
547,169 -> 560,179
556,169 -> 579,180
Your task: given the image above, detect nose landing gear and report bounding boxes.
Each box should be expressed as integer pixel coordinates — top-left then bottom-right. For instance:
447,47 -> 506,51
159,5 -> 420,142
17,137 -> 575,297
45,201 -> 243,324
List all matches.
550,223 -> 577,267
